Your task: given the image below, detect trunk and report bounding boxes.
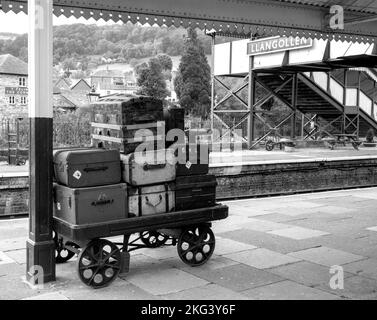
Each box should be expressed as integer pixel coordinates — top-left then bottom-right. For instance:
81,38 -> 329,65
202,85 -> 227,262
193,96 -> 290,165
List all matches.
53,183 -> 128,225
128,184 -> 175,217
53,148 -> 121,188
174,175 -> 217,211
174,143 -> 210,176
121,149 -> 176,186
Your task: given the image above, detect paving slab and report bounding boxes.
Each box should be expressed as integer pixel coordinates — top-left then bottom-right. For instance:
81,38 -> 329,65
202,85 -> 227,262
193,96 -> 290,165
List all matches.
0,251 -> 15,265
315,275 -> 377,300
0,262 -> 24,278
242,280 -> 340,300
0,237 -> 27,252
125,265 -> 209,296
267,261 -> 353,288
3,249 -> 26,265
177,263 -> 283,292
161,284 -> 249,300
343,259 -> 377,280
23,292 -> 70,300
61,280 -> 158,300
213,237 -> 257,255
268,226 -> 329,240
288,246 -> 365,267
218,229 -> 325,254
224,248 -> 301,269
242,219 -> 292,232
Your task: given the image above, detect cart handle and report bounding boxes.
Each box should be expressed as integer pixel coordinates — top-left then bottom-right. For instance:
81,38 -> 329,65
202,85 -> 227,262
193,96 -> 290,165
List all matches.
145,195 -> 163,208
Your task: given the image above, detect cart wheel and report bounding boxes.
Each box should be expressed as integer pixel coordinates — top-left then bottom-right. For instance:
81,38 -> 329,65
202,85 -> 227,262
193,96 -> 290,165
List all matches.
53,231 -> 77,264
78,239 -> 121,289
177,225 -> 215,267
140,231 -> 169,248
266,141 -> 274,151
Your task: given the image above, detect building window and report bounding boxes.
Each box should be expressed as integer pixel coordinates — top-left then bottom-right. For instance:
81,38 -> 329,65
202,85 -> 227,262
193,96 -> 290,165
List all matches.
19,77 -> 26,87
20,97 -> 27,105
9,96 -> 15,105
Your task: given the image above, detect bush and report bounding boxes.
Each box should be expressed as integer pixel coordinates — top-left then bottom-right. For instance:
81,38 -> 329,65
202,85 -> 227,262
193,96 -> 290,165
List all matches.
366,128 -> 375,143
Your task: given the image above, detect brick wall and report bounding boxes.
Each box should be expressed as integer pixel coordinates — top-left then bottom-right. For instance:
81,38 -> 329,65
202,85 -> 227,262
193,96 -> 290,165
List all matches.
211,158 -> 377,199
0,176 -> 28,217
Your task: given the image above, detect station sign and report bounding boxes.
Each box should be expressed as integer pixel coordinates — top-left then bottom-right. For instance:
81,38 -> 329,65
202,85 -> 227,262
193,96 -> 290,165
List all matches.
247,36 -> 313,56
5,87 -> 28,96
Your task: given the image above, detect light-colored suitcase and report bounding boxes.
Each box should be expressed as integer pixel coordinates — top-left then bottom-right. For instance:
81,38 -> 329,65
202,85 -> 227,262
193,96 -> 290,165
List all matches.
128,184 -> 175,217
121,149 -> 176,186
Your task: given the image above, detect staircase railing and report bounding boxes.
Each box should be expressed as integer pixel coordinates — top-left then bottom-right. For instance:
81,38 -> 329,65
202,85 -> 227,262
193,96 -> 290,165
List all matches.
306,71 -> 377,120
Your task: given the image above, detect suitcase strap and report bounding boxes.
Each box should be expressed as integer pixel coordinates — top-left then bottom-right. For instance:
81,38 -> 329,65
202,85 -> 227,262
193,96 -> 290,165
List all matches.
92,199 -> 114,206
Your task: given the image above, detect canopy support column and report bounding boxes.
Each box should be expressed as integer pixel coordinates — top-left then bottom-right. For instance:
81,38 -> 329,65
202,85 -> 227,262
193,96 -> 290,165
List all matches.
26,0 -> 56,285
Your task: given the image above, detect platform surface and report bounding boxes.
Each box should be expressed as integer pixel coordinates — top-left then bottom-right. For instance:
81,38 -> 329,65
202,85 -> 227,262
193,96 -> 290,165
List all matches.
1,187 -> 377,300
3,147 -> 377,175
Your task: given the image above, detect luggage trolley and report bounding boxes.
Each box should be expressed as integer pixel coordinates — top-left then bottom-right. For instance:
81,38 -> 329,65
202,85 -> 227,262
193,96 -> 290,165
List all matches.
53,204 -> 228,289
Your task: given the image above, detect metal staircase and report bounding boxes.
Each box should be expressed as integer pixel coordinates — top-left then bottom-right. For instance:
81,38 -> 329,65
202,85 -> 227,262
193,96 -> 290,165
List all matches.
255,69 -> 377,142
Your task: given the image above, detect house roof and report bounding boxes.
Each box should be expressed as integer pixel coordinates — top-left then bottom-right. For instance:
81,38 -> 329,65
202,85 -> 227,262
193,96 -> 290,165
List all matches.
0,54 -> 28,76
70,78 -> 91,91
91,69 -> 124,78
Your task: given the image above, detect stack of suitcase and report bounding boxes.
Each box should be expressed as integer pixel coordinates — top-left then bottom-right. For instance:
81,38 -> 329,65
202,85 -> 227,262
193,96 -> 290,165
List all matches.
52,148 -> 128,224
52,95 -> 218,225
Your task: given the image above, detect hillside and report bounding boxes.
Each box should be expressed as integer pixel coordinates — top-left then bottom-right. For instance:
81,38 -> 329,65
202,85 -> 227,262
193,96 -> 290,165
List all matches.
0,23 -> 213,69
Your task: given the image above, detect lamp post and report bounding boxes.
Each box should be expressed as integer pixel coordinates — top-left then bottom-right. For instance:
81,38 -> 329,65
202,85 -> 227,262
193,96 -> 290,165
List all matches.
26,0 -> 56,285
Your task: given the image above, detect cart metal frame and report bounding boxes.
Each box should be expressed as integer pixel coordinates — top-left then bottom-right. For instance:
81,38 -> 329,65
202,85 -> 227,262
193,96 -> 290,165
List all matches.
53,204 -> 229,289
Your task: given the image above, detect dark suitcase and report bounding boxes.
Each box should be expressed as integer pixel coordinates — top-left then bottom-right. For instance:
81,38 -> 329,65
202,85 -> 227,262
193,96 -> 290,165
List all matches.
90,95 -> 164,125
53,148 -> 121,188
164,106 -> 185,147
174,143 -> 210,176
174,175 -> 217,211
53,183 -> 128,225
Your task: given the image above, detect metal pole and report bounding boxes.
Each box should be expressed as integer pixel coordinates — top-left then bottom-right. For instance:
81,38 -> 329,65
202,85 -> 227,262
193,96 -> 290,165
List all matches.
291,73 -> 298,139
26,0 -> 56,284
248,56 -> 255,148
208,30 -> 216,144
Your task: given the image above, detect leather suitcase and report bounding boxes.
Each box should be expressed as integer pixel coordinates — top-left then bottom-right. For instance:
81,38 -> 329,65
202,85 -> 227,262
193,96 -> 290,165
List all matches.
90,95 -> 164,125
174,175 -> 217,211
174,143 -> 210,176
53,183 -> 128,225
53,148 -> 121,188
128,184 -> 175,217
120,149 -> 176,186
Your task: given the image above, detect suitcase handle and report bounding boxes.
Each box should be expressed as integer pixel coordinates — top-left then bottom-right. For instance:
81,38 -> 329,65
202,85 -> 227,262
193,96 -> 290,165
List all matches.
145,195 -> 163,208
91,199 -> 114,206
143,163 -> 166,171
84,166 -> 108,173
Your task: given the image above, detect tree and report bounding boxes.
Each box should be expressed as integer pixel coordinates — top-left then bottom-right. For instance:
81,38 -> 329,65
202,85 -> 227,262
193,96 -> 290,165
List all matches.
174,27 -> 211,118
136,57 -> 169,100
157,54 -> 173,71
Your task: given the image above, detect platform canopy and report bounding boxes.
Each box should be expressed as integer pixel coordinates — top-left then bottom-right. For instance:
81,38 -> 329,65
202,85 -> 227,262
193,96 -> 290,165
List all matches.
1,0 -> 377,42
